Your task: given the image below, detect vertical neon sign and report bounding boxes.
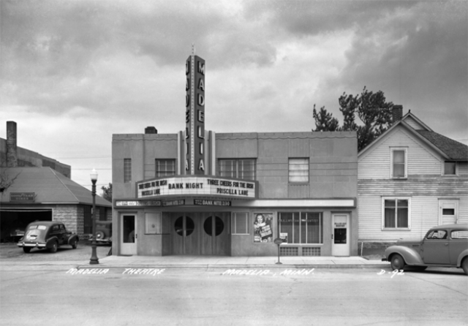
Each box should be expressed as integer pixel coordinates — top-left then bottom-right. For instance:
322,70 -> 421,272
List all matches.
185,51 -> 205,175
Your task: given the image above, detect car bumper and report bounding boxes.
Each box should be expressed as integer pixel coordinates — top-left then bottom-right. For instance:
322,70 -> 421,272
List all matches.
17,242 -> 47,248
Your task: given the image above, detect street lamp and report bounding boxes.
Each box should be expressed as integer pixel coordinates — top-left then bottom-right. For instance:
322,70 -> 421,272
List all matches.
89,168 -> 99,265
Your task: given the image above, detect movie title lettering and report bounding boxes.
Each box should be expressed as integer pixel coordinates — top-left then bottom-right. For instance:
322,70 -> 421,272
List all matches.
168,183 -> 184,190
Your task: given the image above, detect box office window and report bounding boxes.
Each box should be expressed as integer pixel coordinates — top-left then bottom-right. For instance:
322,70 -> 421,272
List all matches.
124,158 -> 132,183
156,159 -> 176,177
289,158 -> 309,183
279,212 -> 322,244
232,212 -> 249,234
218,159 -> 256,180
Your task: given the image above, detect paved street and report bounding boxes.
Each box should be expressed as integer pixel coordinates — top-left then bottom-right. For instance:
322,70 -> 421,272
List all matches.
1,255 -> 467,326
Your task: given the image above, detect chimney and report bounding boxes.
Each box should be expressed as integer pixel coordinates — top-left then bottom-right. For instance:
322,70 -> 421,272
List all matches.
145,126 -> 158,134
392,105 -> 403,123
6,121 -> 18,167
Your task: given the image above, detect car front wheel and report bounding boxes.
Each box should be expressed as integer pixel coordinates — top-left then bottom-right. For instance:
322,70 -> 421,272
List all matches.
462,258 -> 468,276
390,254 -> 405,271
49,241 -> 58,253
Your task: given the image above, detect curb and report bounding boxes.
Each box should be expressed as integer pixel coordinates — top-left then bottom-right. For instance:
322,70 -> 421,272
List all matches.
74,263 -> 390,270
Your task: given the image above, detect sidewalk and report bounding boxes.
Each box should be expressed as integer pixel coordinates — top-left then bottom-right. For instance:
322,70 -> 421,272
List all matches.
72,255 -> 390,269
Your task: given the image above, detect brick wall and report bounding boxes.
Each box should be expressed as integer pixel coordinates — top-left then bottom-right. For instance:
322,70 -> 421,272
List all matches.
54,205 -> 79,234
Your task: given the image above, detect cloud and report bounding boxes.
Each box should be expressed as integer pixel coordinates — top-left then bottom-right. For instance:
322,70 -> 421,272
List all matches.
313,2 -> 467,134
244,0 -> 419,36
1,0 -> 467,190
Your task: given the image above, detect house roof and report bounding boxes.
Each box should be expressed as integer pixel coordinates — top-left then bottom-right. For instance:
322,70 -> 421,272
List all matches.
0,167 -> 111,206
359,111 -> 468,162
416,130 -> 468,161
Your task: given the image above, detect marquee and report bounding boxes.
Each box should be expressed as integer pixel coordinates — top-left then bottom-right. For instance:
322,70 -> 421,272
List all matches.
136,176 -> 257,199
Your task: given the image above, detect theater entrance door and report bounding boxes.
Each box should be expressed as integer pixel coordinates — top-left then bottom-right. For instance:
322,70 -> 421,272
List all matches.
171,212 -> 230,255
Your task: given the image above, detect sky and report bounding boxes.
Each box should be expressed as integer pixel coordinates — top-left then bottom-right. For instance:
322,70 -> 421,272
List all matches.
1,0 -> 467,192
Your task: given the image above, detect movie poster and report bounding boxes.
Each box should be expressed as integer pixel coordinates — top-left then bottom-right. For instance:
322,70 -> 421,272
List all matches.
253,213 -> 273,243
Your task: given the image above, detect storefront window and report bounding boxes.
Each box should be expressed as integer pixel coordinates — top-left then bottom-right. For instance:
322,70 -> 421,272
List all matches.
279,212 -> 322,244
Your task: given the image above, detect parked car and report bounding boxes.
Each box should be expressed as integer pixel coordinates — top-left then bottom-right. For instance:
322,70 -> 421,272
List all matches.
88,221 -> 112,245
10,228 -> 25,242
384,224 -> 468,275
17,221 -> 79,253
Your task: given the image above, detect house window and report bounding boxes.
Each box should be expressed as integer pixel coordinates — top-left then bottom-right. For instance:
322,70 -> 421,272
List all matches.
279,212 -> 322,244
99,207 -> 108,221
218,159 -> 255,180
231,212 -> 249,234
391,148 -> 407,178
124,158 -> 131,183
156,159 -> 176,177
383,198 -> 410,229
289,158 -> 309,183
444,161 -> 456,175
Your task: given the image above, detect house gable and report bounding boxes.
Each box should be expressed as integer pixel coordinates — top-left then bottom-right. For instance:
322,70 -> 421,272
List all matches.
359,124 -> 444,179
402,114 -> 432,131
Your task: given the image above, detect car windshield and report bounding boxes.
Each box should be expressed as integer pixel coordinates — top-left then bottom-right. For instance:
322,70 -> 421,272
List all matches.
427,230 -> 447,239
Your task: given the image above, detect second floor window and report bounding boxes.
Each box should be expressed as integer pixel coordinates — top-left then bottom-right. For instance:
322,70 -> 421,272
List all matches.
156,159 -> 176,177
391,148 -> 407,178
218,159 -> 255,180
289,158 -> 309,183
124,158 -> 131,183
444,161 -> 456,175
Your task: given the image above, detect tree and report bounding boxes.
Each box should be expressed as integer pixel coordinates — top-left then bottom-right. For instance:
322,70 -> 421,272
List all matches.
101,183 -> 112,202
313,87 -> 394,151
312,105 -> 339,131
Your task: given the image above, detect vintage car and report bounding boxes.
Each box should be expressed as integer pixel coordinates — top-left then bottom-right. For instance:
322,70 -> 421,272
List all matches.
10,228 -> 25,241
384,224 -> 468,275
17,221 -> 79,253
88,221 -> 112,245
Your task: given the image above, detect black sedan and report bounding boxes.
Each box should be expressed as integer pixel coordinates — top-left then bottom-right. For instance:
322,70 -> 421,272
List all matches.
17,221 -> 79,253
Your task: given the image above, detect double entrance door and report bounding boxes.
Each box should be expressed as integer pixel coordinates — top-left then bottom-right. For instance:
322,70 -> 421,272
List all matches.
171,212 -> 230,256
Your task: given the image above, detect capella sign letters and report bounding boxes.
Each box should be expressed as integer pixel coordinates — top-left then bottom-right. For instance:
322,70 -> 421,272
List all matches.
137,176 -> 256,199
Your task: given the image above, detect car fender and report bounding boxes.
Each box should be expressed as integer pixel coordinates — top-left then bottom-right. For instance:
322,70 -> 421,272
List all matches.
67,234 -> 79,245
457,249 -> 468,267
46,236 -> 60,248
385,245 -> 424,266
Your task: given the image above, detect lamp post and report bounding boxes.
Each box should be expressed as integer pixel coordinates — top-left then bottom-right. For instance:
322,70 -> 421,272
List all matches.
89,169 -> 99,265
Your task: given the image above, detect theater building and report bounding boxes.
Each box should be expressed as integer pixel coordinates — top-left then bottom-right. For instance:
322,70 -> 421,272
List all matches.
111,53 -> 358,257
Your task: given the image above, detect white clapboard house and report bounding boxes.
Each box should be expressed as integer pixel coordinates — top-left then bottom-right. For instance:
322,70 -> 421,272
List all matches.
358,107 -> 468,252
